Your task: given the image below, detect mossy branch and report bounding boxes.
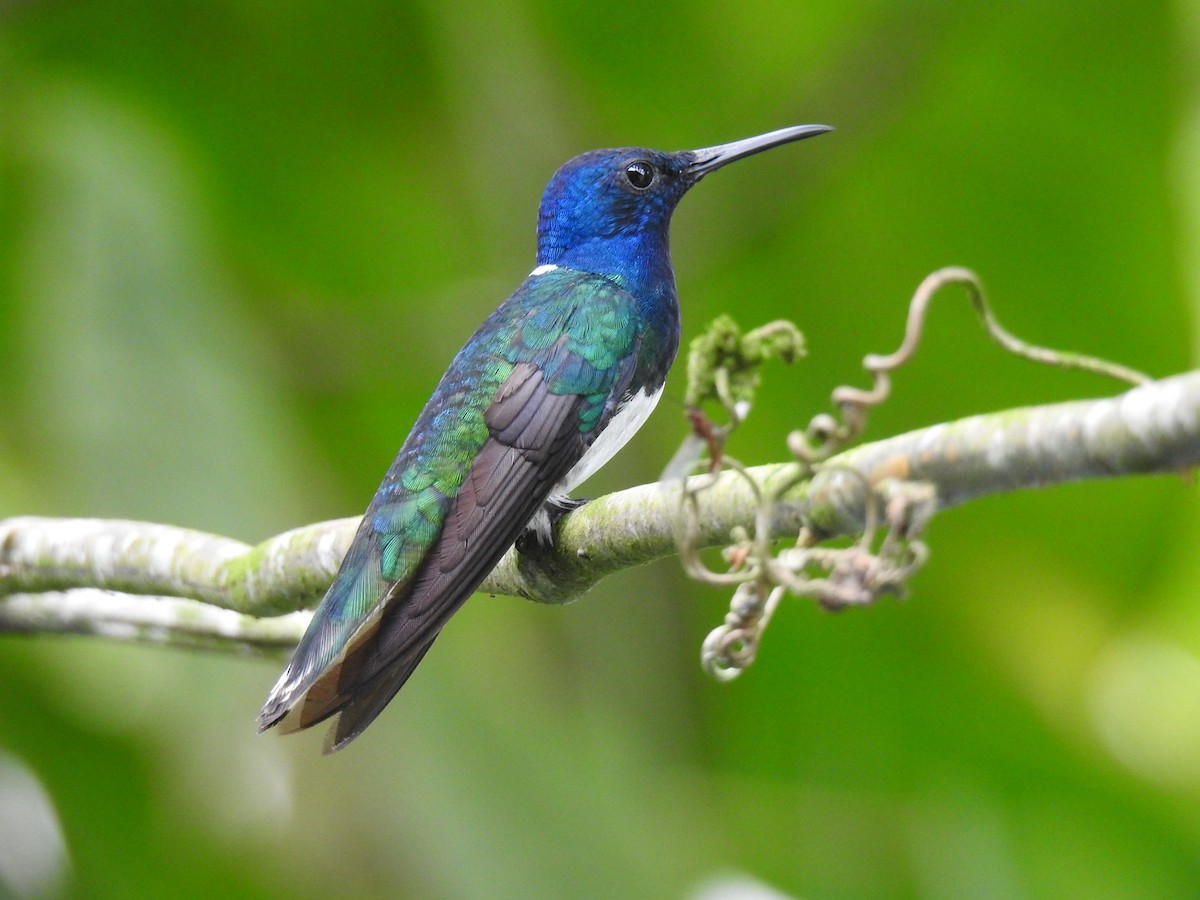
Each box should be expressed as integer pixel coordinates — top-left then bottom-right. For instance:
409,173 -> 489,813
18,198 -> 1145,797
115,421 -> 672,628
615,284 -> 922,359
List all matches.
2,368 -> 1198,653
2,269 -> 1194,661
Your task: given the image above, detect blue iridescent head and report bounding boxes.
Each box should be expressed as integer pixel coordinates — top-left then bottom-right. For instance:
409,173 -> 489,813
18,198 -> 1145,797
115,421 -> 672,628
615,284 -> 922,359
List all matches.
535,125 -> 832,287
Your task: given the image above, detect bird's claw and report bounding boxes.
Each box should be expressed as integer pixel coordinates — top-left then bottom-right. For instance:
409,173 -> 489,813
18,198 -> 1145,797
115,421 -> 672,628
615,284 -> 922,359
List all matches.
516,496 -> 587,554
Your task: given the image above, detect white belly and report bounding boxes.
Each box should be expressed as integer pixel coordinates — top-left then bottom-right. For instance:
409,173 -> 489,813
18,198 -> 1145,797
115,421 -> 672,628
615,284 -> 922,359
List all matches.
523,385 -> 664,544
560,385 -> 664,494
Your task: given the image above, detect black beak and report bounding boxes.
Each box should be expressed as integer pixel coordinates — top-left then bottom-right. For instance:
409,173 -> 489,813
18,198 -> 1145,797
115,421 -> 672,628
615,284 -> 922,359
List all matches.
686,124 -> 833,177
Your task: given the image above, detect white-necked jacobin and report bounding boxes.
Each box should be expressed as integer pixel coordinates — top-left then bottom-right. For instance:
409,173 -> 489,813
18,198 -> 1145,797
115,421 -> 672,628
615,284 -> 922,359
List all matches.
258,124 -> 832,752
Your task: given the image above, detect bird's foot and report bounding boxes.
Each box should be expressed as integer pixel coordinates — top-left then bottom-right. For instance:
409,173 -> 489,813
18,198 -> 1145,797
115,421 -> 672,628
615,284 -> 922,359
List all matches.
517,496 -> 587,554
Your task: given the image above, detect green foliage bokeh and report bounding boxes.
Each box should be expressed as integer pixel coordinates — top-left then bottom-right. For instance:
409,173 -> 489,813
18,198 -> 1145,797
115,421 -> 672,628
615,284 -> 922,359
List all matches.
2,2 -> 1199,897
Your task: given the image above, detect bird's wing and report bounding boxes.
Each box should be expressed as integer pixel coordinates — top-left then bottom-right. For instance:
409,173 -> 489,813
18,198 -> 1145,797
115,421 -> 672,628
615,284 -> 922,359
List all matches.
259,270 -> 644,749
311,364 -> 587,749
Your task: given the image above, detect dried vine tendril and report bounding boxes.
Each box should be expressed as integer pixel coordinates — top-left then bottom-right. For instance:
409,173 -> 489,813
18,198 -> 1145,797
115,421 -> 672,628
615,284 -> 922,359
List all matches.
674,267 -> 1148,682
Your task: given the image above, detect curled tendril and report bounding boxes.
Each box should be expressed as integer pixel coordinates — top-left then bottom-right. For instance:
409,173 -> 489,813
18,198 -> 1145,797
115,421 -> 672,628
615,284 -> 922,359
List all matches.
795,266 -> 1150,464
677,267 -> 1147,683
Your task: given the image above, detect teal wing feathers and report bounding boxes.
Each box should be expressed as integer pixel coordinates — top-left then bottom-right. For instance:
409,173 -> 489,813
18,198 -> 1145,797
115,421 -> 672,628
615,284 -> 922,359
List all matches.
258,269 -> 645,749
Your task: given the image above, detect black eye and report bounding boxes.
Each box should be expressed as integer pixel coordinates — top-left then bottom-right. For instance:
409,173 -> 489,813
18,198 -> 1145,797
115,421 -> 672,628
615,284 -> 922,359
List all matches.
624,160 -> 655,190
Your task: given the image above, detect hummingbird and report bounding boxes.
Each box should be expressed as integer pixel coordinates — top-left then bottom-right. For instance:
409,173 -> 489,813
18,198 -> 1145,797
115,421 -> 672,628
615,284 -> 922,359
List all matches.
258,124 -> 831,752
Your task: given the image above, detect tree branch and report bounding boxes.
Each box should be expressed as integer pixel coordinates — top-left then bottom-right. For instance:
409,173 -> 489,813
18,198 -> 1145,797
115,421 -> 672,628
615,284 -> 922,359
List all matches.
2,369 -> 1198,652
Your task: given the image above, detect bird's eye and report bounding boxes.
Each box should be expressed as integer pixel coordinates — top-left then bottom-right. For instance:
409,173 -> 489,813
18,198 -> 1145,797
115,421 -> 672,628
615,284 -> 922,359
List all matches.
623,160 -> 655,190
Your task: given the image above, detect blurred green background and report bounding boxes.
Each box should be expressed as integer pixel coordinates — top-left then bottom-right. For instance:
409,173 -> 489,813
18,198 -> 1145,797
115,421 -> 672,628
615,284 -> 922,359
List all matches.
2,1 -> 1199,897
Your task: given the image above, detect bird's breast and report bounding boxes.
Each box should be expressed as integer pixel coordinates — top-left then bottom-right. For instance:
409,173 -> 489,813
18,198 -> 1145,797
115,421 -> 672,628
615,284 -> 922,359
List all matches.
557,384 -> 665,496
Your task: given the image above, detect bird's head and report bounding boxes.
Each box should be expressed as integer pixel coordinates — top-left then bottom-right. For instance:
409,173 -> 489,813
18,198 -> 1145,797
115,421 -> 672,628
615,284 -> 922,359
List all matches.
534,125 -> 832,282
